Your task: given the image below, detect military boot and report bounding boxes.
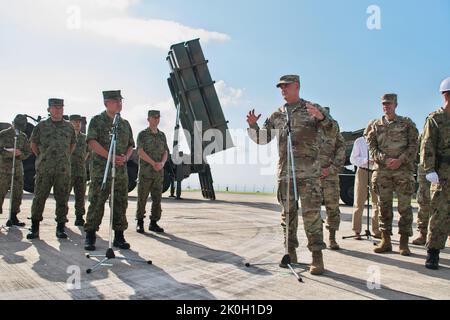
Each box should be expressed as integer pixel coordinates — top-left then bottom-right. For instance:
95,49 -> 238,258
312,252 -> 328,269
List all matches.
26,220 -> 40,240
56,223 -> 68,239
412,232 -> 427,246
74,216 -> 85,227
113,231 -> 130,250
136,219 -> 144,234
425,249 -> 440,270
309,251 -> 324,275
84,231 -> 96,251
328,230 -> 340,250
279,247 -> 298,268
374,231 -> 392,254
149,220 -> 164,233
399,234 -> 411,256
7,213 -> 26,227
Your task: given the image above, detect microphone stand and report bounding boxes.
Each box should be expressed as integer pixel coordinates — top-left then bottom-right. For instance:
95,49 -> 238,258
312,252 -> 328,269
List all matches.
86,113 -> 152,274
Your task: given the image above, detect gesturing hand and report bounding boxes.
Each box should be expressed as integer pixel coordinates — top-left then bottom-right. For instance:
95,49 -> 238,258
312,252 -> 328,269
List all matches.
247,109 -> 261,126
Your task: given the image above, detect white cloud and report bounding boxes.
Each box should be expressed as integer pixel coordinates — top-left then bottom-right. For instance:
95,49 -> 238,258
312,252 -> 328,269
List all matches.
83,18 -> 230,49
215,80 -> 245,108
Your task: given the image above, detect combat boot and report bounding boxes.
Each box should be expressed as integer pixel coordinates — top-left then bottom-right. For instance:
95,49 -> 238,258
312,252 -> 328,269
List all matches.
425,249 -> 440,270
7,213 -> 26,227
26,220 -> 40,240
84,231 -> 96,251
56,223 -> 68,239
328,230 -> 340,250
412,232 -> 427,246
309,251 -> 324,275
136,219 -> 144,234
374,231 -> 392,254
113,231 -> 131,250
399,234 -> 411,256
74,216 -> 85,227
149,220 -> 164,233
279,247 -> 298,268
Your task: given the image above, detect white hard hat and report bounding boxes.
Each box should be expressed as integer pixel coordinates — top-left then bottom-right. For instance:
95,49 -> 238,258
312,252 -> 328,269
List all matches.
440,77 -> 450,92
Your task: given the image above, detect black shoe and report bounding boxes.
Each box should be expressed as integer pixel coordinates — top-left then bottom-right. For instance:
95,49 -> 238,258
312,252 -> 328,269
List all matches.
26,221 -> 40,240
74,216 -> 85,227
84,231 -> 96,251
136,219 -> 144,234
149,221 -> 164,233
425,249 -> 440,270
56,223 -> 68,239
113,231 -> 130,250
7,215 -> 26,227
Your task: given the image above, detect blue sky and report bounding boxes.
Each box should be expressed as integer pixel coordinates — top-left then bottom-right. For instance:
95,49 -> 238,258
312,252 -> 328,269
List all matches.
1,0 -> 449,190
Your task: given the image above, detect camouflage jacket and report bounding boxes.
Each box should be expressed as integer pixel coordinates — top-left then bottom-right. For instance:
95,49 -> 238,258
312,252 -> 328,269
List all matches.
71,132 -> 88,178
0,127 -> 32,175
137,128 -> 169,178
248,99 -> 336,180
319,120 -> 346,178
31,118 -> 76,174
420,108 -> 450,175
87,111 -> 135,178
365,115 -> 419,172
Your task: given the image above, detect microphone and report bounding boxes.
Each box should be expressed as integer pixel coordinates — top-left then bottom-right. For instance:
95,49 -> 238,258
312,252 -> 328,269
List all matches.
113,113 -> 121,127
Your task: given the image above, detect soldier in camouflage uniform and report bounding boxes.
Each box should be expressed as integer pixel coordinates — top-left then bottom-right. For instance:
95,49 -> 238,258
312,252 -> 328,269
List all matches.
84,90 -> 135,251
27,99 -> 76,240
412,134 -> 431,246
420,77 -> 450,269
0,114 -> 32,226
366,94 -> 419,256
319,111 -> 346,250
247,75 -> 336,275
69,114 -> 89,227
135,110 -> 169,234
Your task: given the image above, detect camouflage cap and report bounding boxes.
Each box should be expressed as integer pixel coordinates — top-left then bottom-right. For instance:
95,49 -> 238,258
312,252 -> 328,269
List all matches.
103,90 -> 123,100
13,114 -> 27,131
148,110 -> 161,118
382,94 -> 398,104
48,98 -> 64,107
276,75 -> 300,88
69,114 -> 82,121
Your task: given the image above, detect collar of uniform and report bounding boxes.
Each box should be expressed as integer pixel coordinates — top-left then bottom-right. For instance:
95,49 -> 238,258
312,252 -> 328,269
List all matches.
101,111 -> 115,124
147,127 -> 160,135
382,114 -> 398,124
281,99 -> 304,113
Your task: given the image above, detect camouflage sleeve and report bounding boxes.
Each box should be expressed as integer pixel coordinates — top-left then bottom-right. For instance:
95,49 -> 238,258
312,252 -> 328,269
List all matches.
127,121 -> 135,149
136,131 -> 144,149
247,114 -> 276,145
86,116 -> 98,143
30,123 -> 40,145
70,125 -> 76,146
365,119 -> 386,164
420,116 -> 438,174
163,133 -> 170,153
18,134 -> 32,161
330,132 -> 346,175
398,118 -> 419,165
0,131 -> 13,159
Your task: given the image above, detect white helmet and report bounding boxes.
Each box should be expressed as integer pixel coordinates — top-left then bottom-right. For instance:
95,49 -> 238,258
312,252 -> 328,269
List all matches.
440,77 -> 450,92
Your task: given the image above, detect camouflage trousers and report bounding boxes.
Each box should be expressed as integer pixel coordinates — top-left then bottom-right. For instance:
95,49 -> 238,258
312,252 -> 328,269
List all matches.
416,174 -> 431,233
31,170 -> 71,223
136,174 -> 164,222
278,177 -> 326,252
320,175 -> 341,231
84,176 -> 129,232
0,172 -> 24,215
427,166 -> 450,250
372,170 -> 415,236
70,175 -> 86,217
